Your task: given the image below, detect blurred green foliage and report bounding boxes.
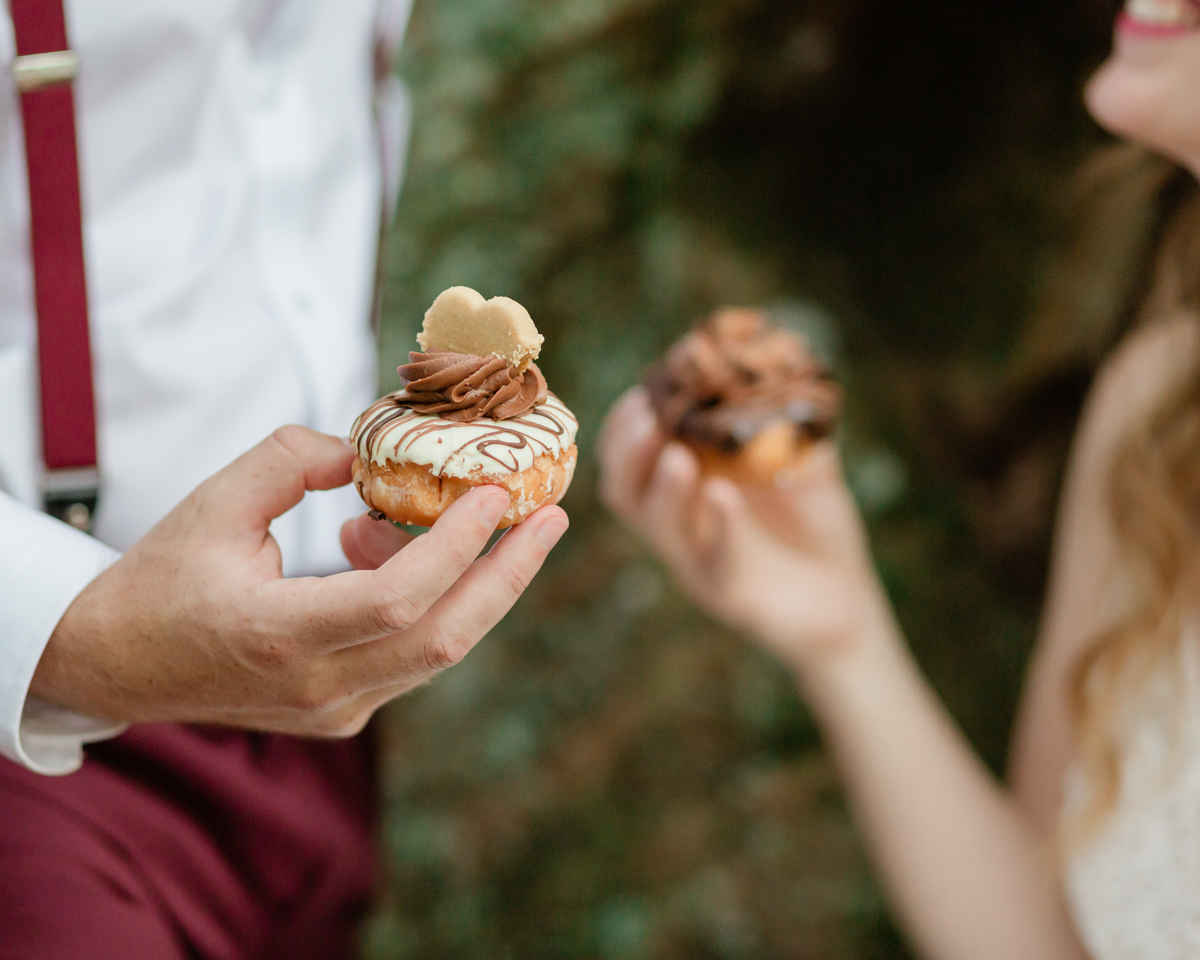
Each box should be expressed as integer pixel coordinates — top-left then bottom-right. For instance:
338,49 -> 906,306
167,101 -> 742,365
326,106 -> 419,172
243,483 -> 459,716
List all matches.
368,1 -> 1117,957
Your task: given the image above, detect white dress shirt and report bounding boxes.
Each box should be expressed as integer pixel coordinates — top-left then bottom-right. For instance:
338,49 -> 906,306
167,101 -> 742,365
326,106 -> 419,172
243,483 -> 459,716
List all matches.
0,0 -> 411,774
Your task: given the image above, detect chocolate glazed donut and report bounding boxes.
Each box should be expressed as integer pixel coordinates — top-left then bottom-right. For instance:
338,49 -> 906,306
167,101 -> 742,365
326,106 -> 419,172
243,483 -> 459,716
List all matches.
646,309 -> 840,482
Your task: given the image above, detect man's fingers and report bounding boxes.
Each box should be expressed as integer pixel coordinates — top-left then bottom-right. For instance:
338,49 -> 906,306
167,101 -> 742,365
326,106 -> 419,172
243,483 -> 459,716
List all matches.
597,388 -> 666,522
334,505 -> 569,690
200,426 -> 356,534
340,514 -> 416,571
297,502 -> 567,731
265,485 -> 512,649
364,486 -> 512,633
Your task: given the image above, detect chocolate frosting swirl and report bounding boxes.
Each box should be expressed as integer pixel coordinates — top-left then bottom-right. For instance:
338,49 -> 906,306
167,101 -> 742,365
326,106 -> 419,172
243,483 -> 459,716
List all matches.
646,309 -> 840,452
395,350 -> 548,422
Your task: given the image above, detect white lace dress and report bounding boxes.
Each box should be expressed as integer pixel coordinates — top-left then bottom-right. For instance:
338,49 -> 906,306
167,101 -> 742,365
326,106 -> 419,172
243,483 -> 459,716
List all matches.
1064,648 -> 1200,960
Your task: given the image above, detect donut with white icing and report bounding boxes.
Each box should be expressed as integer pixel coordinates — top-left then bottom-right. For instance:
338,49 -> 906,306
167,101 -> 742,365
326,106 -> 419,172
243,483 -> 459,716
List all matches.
350,391 -> 578,528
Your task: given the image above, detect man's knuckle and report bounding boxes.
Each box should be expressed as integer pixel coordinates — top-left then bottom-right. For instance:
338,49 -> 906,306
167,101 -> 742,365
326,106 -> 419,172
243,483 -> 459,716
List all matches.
292,685 -> 327,715
247,632 -> 300,671
330,710 -> 372,738
270,424 -> 307,450
292,672 -> 340,714
500,560 -> 534,598
445,537 -> 479,571
423,629 -> 469,672
374,590 -> 421,633
315,711 -> 365,738
261,426 -> 310,477
303,711 -> 347,738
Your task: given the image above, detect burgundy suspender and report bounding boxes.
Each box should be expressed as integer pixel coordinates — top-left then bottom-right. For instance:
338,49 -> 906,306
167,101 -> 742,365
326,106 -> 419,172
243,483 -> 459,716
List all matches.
10,0 -> 99,532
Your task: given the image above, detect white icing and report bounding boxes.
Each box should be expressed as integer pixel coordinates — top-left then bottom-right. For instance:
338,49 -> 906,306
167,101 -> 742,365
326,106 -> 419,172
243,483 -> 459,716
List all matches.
351,392 -> 578,480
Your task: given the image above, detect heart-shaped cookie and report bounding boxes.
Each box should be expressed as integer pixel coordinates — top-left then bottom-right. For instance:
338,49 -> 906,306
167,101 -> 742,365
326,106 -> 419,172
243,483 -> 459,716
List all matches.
418,286 -> 544,370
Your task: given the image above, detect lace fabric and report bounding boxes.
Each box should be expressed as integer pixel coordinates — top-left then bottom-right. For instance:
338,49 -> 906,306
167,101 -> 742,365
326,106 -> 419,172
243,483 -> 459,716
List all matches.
1064,640 -> 1200,960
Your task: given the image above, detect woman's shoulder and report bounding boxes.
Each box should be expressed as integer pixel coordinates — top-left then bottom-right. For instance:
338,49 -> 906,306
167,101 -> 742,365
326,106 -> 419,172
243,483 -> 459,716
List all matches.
1080,312 -> 1200,460
1009,313 -> 1200,827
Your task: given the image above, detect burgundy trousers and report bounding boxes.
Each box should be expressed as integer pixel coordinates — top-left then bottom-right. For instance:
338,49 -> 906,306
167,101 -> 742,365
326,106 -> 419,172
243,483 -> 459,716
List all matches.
0,725 -> 376,960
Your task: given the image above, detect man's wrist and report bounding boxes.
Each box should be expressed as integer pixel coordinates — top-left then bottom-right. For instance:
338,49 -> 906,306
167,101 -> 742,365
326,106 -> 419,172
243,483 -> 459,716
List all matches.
0,492 -> 124,772
29,568 -> 122,723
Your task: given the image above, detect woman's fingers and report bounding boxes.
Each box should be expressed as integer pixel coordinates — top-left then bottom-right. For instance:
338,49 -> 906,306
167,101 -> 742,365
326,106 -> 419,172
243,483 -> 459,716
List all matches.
697,476 -> 751,559
335,505 -> 569,691
700,475 -> 863,650
340,513 -> 416,570
639,443 -> 702,571
597,388 -> 666,523
745,443 -> 869,565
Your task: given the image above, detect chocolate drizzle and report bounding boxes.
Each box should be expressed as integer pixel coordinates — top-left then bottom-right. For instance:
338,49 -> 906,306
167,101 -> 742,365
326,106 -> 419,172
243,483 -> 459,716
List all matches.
646,309 -> 840,452
351,391 -> 577,478
395,350 -> 547,422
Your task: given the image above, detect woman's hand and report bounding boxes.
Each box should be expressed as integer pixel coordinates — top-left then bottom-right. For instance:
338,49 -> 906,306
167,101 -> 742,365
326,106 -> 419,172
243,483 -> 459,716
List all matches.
598,387 -> 885,671
31,425 -> 568,736
600,388 -> 1094,960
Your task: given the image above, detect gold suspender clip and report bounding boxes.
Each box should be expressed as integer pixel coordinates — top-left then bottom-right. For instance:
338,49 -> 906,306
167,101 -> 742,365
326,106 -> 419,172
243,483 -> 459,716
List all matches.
12,49 -> 79,93
43,466 -> 100,533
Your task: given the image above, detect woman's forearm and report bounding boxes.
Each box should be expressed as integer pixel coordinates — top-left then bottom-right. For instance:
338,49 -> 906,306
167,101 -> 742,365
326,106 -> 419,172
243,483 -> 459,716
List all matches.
793,594 -> 1089,960
595,393 -> 1090,958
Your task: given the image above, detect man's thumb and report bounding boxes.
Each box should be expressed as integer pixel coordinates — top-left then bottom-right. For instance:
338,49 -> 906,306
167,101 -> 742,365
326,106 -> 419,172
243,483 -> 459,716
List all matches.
200,425 -> 356,532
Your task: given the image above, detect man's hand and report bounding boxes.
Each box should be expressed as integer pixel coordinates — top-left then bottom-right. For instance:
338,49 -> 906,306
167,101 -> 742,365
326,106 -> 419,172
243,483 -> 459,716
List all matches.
31,426 -> 568,736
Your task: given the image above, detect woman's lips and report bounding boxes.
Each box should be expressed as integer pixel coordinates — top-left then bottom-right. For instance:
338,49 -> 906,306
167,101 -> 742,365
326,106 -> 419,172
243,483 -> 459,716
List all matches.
1120,0 -> 1200,34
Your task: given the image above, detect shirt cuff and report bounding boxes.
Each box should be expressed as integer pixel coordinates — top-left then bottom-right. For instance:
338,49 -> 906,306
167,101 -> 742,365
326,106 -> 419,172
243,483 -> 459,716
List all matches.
0,493 -> 125,775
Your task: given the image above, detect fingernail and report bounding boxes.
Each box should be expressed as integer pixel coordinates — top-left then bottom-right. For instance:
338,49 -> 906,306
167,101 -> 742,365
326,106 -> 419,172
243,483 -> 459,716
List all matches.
625,386 -> 650,410
703,478 -> 739,516
480,490 -> 510,525
662,444 -> 692,476
631,409 -> 656,440
536,515 -> 569,549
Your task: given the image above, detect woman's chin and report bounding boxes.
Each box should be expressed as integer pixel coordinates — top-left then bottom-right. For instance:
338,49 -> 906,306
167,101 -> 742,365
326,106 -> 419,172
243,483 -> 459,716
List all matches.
1085,60 -> 1146,139
1085,61 -> 1198,172
1084,26 -> 1200,174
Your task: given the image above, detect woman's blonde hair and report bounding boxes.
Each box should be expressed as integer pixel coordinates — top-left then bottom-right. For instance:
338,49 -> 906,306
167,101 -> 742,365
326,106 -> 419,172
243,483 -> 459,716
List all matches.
1044,144 -> 1200,838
